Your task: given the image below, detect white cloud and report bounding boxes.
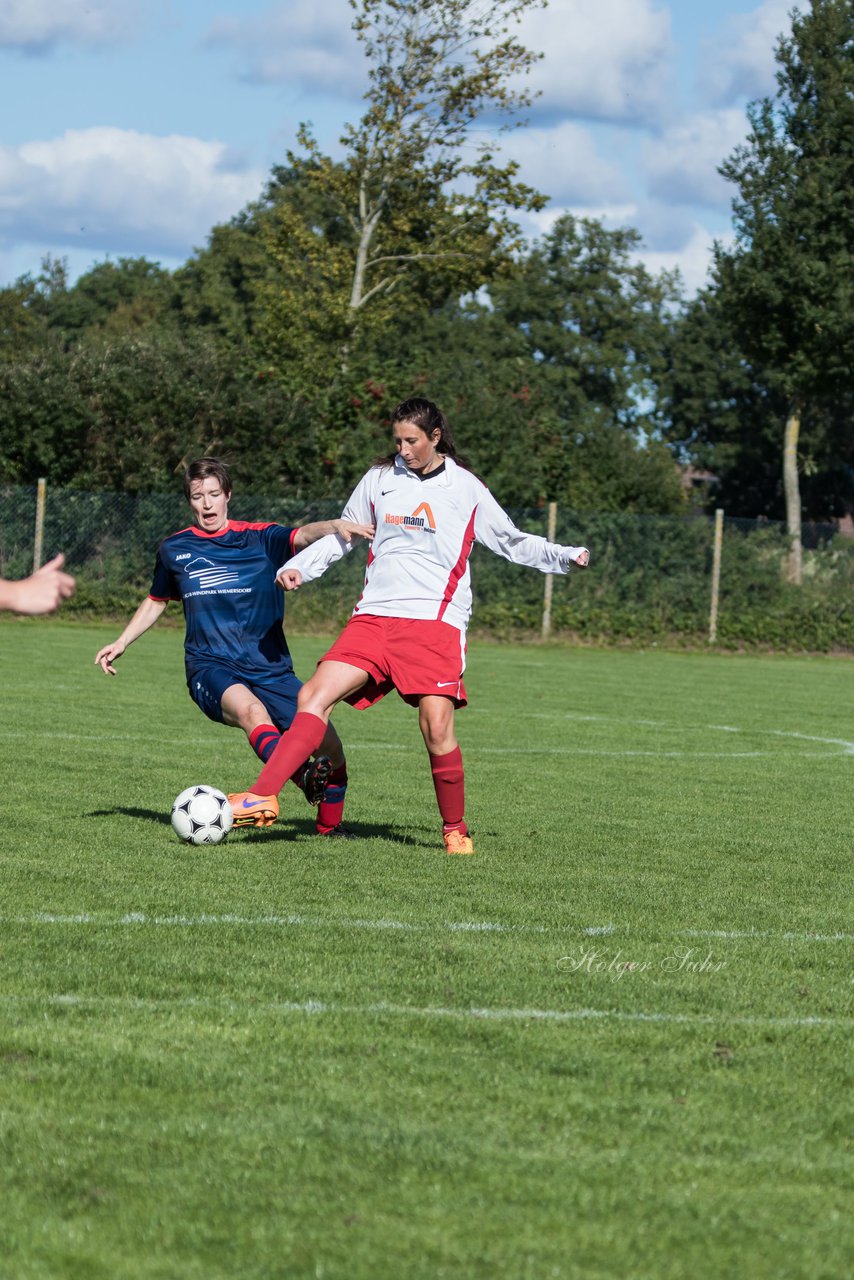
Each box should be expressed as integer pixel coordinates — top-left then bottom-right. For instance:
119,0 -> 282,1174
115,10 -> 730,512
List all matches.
0,0 -> 136,50
636,222 -> 728,295
0,129 -> 265,259
643,108 -> 749,209
699,0 -> 793,106
205,0 -> 673,127
204,0 -> 362,95
518,0 -> 674,126
501,121 -> 630,205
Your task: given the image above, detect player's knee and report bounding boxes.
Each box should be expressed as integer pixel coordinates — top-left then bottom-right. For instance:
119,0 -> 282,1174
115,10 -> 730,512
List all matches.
296,680 -> 326,717
234,697 -> 270,733
419,716 -> 455,756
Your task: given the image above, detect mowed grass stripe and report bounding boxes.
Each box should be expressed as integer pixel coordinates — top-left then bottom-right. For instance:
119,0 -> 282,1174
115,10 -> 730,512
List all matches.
0,990 -> 848,1029
3,910 -> 851,943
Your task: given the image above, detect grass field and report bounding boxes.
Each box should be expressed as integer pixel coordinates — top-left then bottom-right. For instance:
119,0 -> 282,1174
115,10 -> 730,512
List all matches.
0,618 -> 850,1279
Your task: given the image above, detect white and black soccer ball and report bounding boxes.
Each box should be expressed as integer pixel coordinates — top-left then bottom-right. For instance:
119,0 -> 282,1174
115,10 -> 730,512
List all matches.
171,785 -> 233,845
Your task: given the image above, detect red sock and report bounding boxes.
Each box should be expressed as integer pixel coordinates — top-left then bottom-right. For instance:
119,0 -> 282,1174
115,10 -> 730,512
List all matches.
254,712 -> 327,795
317,763 -> 347,834
248,723 -> 281,763
429,747 -> 467,833
249,724 -> 309,791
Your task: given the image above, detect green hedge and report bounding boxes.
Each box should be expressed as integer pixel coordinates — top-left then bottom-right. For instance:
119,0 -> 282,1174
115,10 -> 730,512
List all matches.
3,485 -> 852,652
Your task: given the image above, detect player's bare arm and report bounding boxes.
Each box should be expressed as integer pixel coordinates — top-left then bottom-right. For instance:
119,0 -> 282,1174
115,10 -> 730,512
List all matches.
293,518 -> 374,551
94,596 -> 168,675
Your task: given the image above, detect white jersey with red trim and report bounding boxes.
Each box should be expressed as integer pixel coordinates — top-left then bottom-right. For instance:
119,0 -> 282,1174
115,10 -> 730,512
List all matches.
282,455 -> 589,636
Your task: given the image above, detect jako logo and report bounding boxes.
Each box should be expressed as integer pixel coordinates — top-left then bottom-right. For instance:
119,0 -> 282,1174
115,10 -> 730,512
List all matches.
384,501 -> 436,533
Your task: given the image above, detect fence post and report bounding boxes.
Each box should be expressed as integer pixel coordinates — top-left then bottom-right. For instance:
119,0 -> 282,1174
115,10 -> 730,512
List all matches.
709,507 -> 724,644
33,477 -> 47,572
542,501 -> 557,639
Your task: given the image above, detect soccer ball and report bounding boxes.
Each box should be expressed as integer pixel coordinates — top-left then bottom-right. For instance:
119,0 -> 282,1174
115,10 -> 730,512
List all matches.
171,785 -> 233,845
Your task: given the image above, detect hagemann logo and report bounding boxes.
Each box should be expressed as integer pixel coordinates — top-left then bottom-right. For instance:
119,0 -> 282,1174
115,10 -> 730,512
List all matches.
384,501 -> 436,534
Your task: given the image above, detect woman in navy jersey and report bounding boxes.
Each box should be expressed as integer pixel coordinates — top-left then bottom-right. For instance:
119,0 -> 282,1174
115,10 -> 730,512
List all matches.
228,400 -> 589,854
94,458 -> 373,837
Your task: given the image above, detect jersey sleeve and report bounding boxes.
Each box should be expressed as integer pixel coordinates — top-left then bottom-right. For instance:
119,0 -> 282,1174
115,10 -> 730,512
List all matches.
473,484 -> 589,574
279,471 -> 378,583
149,544 -> 179,601
261,523 -> 298,568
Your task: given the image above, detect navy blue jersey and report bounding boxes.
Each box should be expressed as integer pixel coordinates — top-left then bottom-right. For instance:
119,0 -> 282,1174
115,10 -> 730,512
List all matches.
149,520 -> 298,679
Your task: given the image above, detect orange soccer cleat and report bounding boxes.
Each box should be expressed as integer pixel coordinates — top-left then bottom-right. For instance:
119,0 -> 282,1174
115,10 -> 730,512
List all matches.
228,791 -> 279,828
443,829 -> 475,855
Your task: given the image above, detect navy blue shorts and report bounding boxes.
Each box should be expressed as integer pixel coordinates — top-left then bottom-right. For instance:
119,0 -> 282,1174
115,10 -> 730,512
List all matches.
187,661 -> 303,732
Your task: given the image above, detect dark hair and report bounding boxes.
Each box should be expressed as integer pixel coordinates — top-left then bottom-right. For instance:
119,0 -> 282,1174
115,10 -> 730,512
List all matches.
183,457 -> 232,502
375,397 -> 467,468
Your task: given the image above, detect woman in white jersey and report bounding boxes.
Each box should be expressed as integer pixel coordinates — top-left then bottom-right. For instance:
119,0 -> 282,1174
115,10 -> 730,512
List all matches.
228,398 -> 589,854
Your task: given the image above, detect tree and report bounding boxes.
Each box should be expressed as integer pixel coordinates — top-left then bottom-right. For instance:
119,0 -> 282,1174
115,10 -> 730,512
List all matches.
664,284 -> 854,521
0,332 -> 325,495
42,257 -> 174,337
259,0 -> 547,396
0,256 -> 70,359
714,0 -> 854,580
172,201 -> 278,344
485,215 -> 685,512
0,277 -> 48,358
348,215 -> 686,513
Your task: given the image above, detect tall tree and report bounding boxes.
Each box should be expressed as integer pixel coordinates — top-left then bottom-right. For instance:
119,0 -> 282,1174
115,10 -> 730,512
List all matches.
172,200 -> 279,343
43,258 -> 174,337
487,215 -> 684,512
714,0 -> 854,580
664,284 -> 854,521
348,216 -> 686,513
260,0 -> 547,396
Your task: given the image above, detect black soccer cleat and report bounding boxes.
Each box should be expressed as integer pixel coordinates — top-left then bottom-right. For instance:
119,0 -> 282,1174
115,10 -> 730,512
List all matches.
317,824 -> 358,839
298,755 -> 332,806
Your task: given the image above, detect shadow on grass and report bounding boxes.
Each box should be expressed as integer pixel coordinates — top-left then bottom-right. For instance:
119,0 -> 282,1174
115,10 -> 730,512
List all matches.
84,808 -> 427,847
235,820 -> 422,846
86,806 -> 172,826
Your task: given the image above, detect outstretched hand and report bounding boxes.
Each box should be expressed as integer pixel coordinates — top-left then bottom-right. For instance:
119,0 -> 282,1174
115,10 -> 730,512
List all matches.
332,519 -> 375,543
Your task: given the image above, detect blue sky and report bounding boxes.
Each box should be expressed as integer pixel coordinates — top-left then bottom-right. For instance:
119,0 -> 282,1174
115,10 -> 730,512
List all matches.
0,0 -> 797,294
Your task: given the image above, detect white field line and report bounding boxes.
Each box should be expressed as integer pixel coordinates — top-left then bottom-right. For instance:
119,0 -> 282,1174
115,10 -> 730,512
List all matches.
0,730 -> 844,759
0,991 -> 846,1030
3,717 -> 854,756
4,912 -> 850,943
766,728 -> 854,753
479,749 -> 779,757
516,713 -> 854,757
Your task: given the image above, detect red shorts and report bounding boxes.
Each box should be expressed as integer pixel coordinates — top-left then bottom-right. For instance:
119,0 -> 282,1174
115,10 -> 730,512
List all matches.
320,615 -> 468,710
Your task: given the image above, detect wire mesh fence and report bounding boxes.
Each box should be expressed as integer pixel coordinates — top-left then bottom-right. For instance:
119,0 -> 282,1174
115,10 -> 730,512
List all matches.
1,483 -> 852,649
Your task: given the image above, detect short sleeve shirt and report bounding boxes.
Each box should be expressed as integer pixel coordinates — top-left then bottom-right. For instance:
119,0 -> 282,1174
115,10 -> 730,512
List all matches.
149,520 -> 298,679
